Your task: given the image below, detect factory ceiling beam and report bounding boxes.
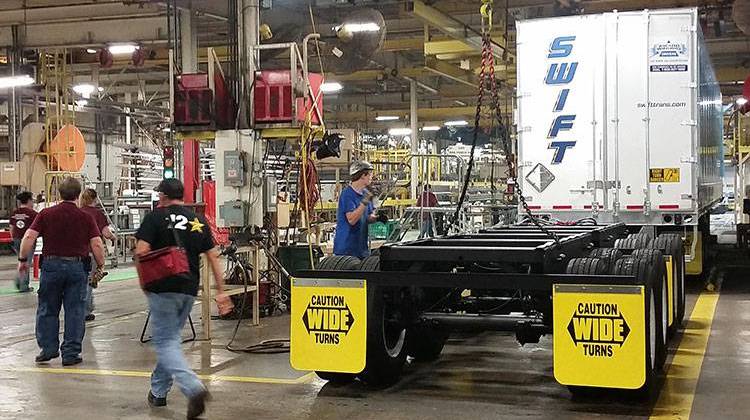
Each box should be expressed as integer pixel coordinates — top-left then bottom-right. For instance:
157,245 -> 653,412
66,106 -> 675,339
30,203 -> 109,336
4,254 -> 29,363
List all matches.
424,58 -> 477,87
715,66 -> 750,84
406,0 -> 512,62
0,15 -> 168,47
328,106 -> 506,123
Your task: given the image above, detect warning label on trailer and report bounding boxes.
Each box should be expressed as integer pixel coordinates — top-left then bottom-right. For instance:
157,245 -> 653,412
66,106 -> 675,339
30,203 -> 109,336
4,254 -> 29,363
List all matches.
649,168 -> 680,183
290,278 -> 367,373
566,302 -> 631,358
302,295 -> 355,345
553,284 -> 646,389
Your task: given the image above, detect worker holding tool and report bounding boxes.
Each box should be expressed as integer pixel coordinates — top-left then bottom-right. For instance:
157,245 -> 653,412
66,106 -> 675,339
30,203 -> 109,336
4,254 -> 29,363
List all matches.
333,160 -> 387,258
10,191 -> 38,292
79,188 -> 116,321
18,177 -> 105,366
135,178 -> 233,419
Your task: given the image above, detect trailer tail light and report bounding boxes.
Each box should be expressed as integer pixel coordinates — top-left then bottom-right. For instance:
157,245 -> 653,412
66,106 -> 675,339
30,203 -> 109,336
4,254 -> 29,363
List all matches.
552,205 -> 573,210
625,205 -> 644,211
658,204 -> 680,210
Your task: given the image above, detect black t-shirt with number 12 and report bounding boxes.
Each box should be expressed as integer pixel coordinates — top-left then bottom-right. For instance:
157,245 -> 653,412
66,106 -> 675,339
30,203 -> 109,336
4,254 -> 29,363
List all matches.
135,204 -> 215,296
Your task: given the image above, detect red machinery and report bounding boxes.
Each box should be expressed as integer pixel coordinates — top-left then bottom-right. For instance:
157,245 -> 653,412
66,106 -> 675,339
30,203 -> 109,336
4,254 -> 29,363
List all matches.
174,73 -> 213,126
254,70 -> 323,125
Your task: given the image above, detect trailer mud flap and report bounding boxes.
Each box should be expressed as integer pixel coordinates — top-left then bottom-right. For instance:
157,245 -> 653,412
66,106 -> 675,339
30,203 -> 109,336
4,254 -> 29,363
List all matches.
665,256 -> 674,327
553,284 -> 646,389
290,278 -> 367,373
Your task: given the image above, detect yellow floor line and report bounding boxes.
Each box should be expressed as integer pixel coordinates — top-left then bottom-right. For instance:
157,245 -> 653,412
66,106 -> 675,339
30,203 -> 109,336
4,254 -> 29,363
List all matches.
0,366 -> 316,385
650,292 -> 720,420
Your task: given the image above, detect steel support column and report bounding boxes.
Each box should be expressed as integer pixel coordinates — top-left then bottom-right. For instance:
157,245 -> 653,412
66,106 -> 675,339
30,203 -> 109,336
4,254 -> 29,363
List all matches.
180,7 -> 200,203
410,80 -> 418,200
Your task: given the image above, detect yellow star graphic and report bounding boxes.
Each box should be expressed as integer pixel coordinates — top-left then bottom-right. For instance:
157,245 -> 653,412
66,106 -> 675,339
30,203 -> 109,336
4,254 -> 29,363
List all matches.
188,217 -> 205,233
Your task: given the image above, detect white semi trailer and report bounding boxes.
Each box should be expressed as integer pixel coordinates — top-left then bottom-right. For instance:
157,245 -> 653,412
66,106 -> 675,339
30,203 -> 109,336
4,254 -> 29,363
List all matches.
515,7 -> 723,274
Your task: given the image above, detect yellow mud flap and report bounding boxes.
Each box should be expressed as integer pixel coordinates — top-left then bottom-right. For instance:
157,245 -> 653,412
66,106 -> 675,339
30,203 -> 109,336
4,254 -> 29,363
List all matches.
290,278 -> 367,373
685,232 -> 703,276
553,284 -> 646,389
665,256 -> 674,327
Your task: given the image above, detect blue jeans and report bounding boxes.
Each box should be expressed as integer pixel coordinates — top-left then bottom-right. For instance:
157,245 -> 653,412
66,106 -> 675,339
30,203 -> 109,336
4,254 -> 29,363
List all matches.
146,292 -> 205,399
418,218 -> 434,239
83,258 -> 95,316
12,238 -> 35,291
35,258 -> 87,359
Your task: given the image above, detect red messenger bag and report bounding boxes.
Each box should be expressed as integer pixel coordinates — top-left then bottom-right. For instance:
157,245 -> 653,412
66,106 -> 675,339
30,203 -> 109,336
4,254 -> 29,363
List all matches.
135,217 -> 190,289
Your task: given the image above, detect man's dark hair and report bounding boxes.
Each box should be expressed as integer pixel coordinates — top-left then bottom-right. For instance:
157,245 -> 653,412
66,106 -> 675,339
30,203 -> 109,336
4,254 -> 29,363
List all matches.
156,178 -> 184,199
16,191 -> 33,204
59,177 -> 82,201
351,170 -> 372,182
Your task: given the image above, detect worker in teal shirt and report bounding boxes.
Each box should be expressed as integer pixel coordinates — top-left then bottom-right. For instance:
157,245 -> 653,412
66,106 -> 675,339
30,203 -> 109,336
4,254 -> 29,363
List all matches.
334,161 -> 387,258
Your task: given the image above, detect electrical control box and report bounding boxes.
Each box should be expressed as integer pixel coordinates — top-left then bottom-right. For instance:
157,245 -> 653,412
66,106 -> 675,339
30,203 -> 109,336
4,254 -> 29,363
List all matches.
219,200 -> 248,227
223,150 -> 246,187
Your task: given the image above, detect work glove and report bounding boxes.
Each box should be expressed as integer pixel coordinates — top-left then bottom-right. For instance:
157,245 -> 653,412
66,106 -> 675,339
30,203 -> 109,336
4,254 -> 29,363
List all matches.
376,211 -> 388,223
89,267 -> 108,289
361,190 -> 374,206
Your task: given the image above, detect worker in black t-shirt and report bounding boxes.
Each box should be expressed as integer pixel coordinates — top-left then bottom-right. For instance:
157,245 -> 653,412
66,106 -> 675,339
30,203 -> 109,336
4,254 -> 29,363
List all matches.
134,178 -> 231,419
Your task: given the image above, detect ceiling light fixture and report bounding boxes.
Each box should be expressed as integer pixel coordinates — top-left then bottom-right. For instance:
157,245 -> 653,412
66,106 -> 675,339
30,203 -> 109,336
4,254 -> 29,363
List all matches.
737,97 -> 748,106
73,83 -> 97,98
338,22 -> 380,33
445,120 -> 468,127
375,115 -> 399,121
388,127 -> 412,136
320,82 -> 343,93
0,75 -> 34,88
421,126 -> 440,131
108,43 -> 139,55
86,48 -> 98,54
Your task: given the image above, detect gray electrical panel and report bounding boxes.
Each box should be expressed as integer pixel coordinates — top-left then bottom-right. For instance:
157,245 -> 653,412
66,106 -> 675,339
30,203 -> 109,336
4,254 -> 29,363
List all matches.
223,150 -> 245,187
219,200 -> 248,227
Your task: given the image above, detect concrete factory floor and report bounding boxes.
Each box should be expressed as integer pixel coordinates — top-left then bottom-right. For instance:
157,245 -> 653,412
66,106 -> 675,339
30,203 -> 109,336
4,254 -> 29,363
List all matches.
0,250 -> 748,420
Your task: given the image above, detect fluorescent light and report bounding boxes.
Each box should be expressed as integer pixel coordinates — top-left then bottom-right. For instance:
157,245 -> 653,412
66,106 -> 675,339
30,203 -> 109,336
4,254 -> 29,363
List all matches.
320,82 -> 343,93
375,115 -> 399,121
73,83 -> 96,98
0,75 -> 34,88
737,97 -> 748,106
421,126 -> 440,131
338,22 -> 380,33
86,48 -> 97,54
388,128 -> 412,136
97,86 -> 104,92
445,120 -> 468,127
75,99 -> 88,107
162,127 -> 171,132
108,43 -> 138,55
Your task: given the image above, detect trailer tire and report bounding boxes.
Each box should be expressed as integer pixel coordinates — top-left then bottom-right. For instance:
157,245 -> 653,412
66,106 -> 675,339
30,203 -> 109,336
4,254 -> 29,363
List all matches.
614,234 -> 651,250
587,248 -> 624,273
613,256 -> 660,397
318,255 -> 362,271
565,257 -> 608,275
357,256 -> 409,386
359,255 -> 381,272
650,234 -> 686,331
632,249 -> 669,370
406,322 -> 449,362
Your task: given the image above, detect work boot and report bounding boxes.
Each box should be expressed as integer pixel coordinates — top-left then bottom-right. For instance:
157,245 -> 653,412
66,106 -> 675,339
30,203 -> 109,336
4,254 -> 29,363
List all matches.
85,314 -> 96,322
34,351 -> 59,363
186,389 -> 210,419
147,391 -> 167,407
62,356 -> 83,366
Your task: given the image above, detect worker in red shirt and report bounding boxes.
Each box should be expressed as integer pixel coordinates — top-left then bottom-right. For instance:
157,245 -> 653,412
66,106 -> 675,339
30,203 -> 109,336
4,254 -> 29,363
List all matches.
18,177 -> 105,366
80,188 -> 116,321
10,191 -> 37,292
417,183 -> 438,238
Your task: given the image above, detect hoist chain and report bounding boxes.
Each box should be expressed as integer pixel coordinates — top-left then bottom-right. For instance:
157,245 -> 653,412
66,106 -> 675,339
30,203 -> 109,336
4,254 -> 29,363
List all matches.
451,22 -> 560,246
